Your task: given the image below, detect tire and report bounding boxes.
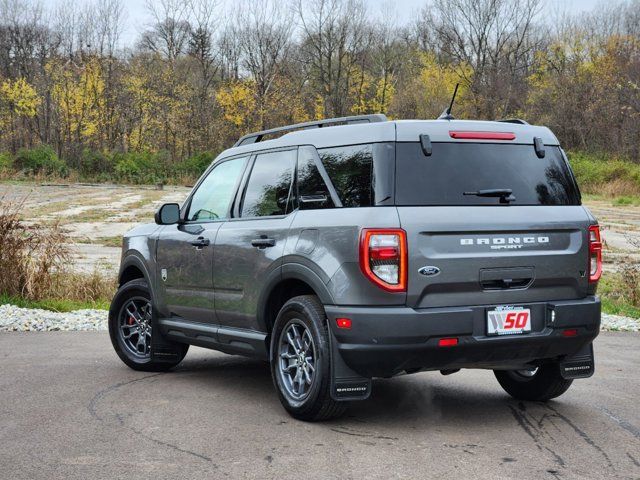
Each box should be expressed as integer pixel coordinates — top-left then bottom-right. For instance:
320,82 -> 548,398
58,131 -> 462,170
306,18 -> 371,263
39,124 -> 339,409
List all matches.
270,295 -> 347,421
494,364 -> 573,401
109,279 -> 188,372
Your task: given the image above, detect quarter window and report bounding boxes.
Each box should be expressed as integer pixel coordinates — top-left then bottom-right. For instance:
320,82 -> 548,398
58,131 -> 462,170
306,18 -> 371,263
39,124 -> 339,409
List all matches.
241,150 -> 296,217
187,156 -> 247,221
318,144 -> 373,208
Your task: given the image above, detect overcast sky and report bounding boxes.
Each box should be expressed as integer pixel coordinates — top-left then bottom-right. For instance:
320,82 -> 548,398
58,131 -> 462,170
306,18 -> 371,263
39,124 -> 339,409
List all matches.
42,0 -> 605,46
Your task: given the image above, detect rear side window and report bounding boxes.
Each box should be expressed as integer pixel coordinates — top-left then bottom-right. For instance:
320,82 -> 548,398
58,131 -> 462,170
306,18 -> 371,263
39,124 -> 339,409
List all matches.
318,144 -> 373,208
241,150 -> 295,217
395,143 -> 580,206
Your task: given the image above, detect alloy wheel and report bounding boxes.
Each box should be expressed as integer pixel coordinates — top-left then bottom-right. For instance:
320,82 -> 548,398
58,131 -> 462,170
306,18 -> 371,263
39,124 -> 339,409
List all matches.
118,297 -> 152,358
277,321 -> 317,400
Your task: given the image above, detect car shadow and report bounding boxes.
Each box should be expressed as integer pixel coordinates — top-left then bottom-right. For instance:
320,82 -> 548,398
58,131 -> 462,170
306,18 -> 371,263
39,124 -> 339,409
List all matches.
169,350 -> 558,429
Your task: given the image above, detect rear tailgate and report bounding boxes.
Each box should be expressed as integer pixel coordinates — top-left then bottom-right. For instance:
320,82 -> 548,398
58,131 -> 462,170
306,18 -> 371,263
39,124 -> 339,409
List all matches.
394,137 -> 590,309
397,206 -> 591,308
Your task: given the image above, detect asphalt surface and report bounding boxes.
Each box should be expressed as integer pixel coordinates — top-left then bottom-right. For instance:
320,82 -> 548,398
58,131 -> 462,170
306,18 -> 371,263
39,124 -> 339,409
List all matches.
0,332 -> 638,480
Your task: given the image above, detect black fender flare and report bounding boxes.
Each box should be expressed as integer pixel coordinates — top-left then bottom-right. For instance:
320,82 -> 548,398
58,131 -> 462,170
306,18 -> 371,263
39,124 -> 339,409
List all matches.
256,263 -> 335,333
119,252 -> 155,301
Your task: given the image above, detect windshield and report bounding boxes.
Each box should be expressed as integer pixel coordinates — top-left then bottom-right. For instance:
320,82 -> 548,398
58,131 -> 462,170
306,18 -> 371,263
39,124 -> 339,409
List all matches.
395,143 -> 580,206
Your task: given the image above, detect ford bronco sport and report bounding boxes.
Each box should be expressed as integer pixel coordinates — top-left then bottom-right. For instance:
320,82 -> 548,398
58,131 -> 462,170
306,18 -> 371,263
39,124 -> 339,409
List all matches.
109,114 -> 601,421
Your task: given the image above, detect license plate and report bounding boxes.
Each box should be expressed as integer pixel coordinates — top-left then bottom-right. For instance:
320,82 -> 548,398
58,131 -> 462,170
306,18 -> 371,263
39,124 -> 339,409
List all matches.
487,307 -> 531,336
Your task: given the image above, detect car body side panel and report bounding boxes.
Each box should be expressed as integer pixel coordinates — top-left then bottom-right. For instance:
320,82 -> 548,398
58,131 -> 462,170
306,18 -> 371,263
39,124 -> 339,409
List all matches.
282,207 -> 406,306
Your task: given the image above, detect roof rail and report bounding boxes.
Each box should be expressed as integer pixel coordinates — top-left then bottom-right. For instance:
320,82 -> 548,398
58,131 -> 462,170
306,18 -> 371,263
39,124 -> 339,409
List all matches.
497,118 -> 529,125
233,114 -> 388,147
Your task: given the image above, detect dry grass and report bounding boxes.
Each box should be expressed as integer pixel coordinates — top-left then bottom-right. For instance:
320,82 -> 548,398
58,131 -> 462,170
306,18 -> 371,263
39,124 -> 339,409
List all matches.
592,178 -> 640,198
0,195 -> 116,303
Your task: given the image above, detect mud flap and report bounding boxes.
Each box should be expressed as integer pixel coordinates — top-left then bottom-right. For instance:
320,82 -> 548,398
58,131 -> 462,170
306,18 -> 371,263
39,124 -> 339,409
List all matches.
559,342 -> 595,379
329,328 -> 372,401
150,313 -> 182,364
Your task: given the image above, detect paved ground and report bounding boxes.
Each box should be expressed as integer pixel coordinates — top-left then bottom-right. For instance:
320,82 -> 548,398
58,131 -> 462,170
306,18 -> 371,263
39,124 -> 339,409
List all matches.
0,333 -> 638,479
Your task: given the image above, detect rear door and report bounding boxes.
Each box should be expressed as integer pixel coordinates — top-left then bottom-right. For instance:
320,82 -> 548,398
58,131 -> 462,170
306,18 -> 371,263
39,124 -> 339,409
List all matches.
394,141 -> 590,309
213,148 -> 297,330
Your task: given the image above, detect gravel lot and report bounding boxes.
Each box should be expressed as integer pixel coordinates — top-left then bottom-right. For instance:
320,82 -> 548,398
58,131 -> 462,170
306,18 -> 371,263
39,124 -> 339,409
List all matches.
1,303 -> 638,332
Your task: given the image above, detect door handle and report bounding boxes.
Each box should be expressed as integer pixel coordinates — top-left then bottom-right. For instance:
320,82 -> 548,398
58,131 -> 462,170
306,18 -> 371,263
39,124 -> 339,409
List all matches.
191,236 -> 210,248
251,237 -> 276,248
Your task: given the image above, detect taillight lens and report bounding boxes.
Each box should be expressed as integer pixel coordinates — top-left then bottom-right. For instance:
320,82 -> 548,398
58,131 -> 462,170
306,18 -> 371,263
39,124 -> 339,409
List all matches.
359,229 -> 407,292
588,225 -> 602,283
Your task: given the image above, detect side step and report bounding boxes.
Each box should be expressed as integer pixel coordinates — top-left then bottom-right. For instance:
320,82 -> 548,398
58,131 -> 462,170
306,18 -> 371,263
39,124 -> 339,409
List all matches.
559,343 -> 595,379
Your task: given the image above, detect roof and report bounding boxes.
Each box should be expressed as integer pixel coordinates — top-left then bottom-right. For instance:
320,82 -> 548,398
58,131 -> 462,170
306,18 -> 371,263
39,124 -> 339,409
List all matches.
214,118 -> 560,163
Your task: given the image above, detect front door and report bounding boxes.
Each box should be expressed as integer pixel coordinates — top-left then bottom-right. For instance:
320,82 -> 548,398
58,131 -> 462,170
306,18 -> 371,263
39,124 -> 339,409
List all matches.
155,155 -> 249,323
214,149 -> 298,330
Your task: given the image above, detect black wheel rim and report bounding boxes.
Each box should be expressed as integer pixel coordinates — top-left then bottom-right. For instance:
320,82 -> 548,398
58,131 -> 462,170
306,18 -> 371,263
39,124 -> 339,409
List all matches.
277,320 -> 317,400
118,296 -> 152,359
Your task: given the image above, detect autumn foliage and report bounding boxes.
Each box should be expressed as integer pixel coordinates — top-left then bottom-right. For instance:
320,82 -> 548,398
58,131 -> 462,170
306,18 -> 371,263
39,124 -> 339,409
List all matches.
0,0 -> 638,183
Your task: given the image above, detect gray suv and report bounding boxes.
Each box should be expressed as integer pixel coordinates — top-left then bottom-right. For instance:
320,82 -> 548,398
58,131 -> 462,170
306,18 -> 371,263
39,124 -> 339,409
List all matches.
109,114 -> 602,421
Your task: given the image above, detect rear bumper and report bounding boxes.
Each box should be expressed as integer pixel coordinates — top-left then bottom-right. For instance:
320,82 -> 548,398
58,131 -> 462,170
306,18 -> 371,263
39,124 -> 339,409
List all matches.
325,296 -> 600,378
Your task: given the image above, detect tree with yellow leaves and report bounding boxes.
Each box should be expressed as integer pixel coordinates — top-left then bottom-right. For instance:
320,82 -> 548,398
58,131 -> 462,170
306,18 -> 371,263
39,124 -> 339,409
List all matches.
0,77 -> 41,151
48,57 -> 106,161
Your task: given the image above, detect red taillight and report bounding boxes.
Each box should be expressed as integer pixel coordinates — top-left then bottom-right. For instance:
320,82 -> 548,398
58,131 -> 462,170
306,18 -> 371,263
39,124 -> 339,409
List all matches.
588,225 -> 602,283
359,229 -> 407,292
438,338 -> 458,347
449,131 -> 516,140
563,328 -> 578,337
336,318 -> 352,329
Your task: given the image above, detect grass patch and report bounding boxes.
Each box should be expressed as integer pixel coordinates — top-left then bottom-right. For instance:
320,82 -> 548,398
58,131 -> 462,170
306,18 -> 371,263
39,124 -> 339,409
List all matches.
612,196 -> 640,206
93,236 -> 122,247
568,151 -> 640,197
0,293 -> 109,312
599,273 -> 640,319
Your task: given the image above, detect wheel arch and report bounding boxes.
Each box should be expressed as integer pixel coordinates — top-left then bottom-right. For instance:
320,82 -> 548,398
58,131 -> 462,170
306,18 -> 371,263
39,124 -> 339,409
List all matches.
258,263 -> 334,336
118,252 -> 154,293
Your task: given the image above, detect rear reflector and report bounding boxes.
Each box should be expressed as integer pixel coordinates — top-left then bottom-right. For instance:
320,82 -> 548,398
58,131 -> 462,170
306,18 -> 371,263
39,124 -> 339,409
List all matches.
438,338 -> 458,347
449,131 -> 516,140
563,329 -> 578,337
336,318 -> 352,329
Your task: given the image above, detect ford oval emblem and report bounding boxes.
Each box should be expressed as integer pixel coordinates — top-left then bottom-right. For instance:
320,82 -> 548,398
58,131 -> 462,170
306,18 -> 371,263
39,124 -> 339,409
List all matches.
419,266 -> 440,277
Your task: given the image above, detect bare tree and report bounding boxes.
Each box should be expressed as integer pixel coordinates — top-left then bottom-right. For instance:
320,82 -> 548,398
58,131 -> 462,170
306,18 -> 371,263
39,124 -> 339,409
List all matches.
235,0 -> 293,128
95,0 -> 125,57
141,0 -> 191,61
425,0 -> 544,118
295,0 -> 369,117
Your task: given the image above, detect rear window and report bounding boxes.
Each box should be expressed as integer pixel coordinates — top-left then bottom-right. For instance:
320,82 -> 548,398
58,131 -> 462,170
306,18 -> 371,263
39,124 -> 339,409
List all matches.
395,143 -> 580,206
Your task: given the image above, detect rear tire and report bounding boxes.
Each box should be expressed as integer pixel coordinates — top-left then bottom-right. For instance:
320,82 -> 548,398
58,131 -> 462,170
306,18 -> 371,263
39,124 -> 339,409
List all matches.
494,364 -> 573,401
270,295 -> 347,421
109,279 -> 188,372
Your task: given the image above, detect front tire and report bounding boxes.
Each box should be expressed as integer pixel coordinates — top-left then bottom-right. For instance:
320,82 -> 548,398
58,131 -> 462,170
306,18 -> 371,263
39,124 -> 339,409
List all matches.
494,364 -> 573,401
270,295 -> 347,421
109,279 -> 188,372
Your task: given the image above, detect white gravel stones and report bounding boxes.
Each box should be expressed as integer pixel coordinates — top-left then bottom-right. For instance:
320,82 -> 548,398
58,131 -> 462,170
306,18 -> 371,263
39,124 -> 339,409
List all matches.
0,303 -> 638,333
601,313 -> 640,332
0,304 -> 107,332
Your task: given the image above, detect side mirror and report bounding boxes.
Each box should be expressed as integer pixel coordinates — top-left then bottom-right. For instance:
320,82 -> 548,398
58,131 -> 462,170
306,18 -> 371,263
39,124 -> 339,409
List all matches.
155,203 -> 181,225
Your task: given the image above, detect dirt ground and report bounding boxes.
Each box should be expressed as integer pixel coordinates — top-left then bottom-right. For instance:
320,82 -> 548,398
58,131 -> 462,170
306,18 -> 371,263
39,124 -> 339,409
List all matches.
1,182 -> 639,275
1,183 -> 190,274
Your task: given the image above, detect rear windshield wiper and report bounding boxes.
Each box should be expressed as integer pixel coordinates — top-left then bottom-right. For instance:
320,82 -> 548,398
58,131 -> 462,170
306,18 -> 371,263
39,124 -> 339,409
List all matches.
463,188 -> 516,204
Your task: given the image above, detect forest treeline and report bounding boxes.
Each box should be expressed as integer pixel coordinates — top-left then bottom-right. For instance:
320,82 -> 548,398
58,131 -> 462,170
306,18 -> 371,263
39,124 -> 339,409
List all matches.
0,0 -> 639,183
